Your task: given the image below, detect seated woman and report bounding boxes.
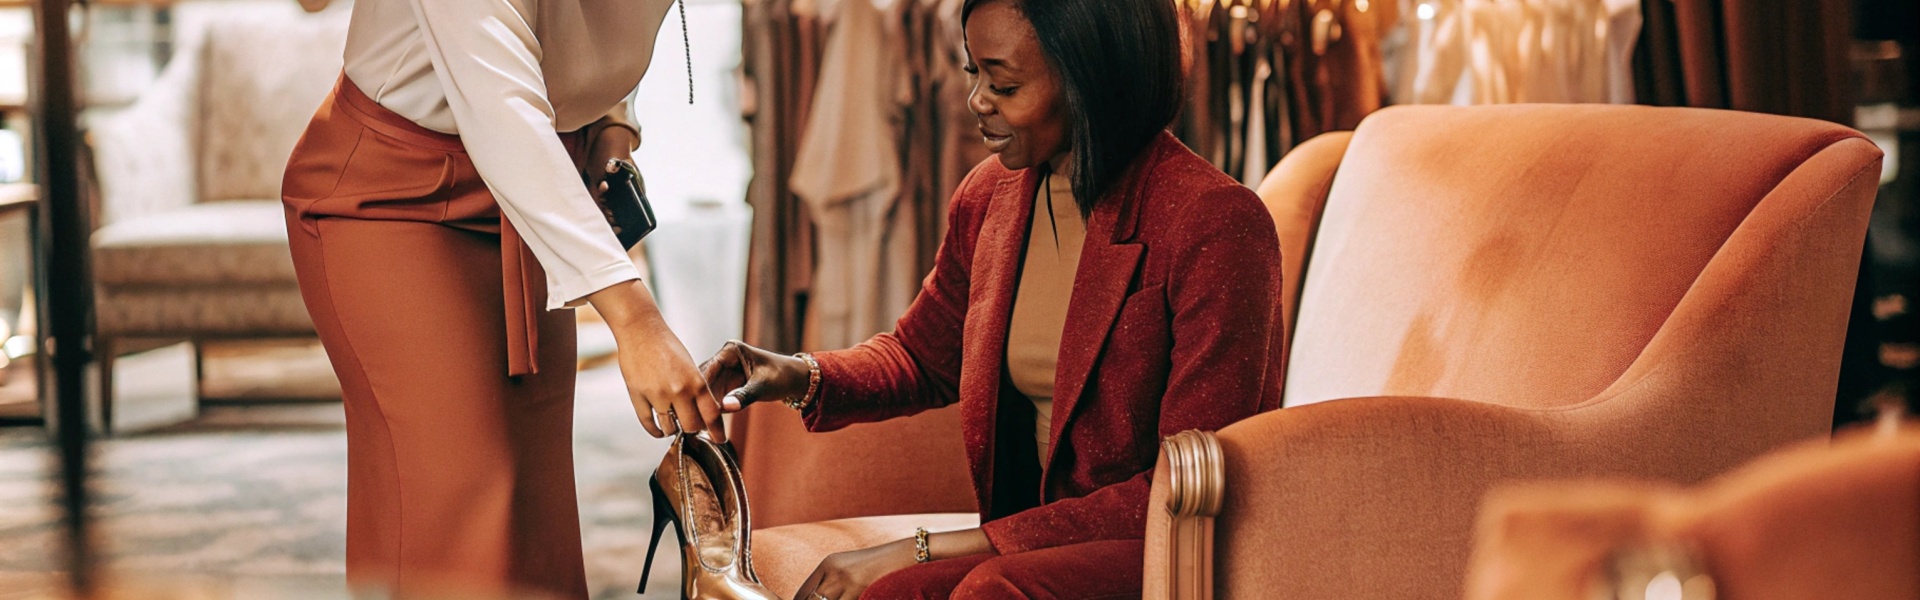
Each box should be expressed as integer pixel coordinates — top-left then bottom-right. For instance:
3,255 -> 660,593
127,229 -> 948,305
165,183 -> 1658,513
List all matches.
702,0 -> 1285,596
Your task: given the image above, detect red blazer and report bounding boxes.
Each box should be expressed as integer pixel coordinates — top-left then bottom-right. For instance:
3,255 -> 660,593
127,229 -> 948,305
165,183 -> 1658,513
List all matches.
807,132 -> 1286,554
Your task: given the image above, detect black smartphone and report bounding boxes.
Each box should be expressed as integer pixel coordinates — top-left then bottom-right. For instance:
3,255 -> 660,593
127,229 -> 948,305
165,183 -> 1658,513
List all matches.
596,159 -> 658,250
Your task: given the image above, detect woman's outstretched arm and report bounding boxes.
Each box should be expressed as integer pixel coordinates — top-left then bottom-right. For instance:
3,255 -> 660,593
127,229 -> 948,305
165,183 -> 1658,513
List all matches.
707,167 -> 992,429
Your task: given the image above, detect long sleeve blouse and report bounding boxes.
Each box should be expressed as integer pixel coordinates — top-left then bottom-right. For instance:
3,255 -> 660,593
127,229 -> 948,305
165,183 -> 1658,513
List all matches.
342,0 -> 679,308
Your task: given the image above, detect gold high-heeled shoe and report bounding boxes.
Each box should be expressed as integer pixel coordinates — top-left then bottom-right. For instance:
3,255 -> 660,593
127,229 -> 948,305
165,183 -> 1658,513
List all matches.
639,433 -> 776,599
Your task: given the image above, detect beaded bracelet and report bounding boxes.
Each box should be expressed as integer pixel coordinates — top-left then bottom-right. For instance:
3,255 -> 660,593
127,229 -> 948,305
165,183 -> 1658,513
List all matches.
786,352 -> 821,411
913,527 -> 932,563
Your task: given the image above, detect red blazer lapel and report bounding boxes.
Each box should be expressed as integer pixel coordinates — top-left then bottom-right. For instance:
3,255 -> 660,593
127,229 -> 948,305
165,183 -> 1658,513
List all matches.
1044,140 -> 1165,481
959,166 -> 1040,514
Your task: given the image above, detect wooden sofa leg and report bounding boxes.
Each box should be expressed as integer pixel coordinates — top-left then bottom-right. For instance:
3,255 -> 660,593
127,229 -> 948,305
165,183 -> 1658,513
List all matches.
192,340 -> 204,405
96,337 -> 113,435
1162,430 -> 1226,600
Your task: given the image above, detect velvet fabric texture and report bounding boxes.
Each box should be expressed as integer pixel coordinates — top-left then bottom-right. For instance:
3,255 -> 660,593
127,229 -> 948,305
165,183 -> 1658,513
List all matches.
1251,131 -> 1352,350
806,131 -> 1287,555
1142,105 -> 1882,598
1466,425 -> 1920,600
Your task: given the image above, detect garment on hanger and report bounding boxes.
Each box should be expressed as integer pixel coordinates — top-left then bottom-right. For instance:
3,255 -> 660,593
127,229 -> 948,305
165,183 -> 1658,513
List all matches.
1172,0 -> 1388,180
1292,0 -> 1392,139
1403,0 -> 1470,104
789,0 -> 920,349
1176,2 -> 1220,171
742,0 -> 824,352
743,0 -> 988,353
1242,53 -> 1272,186
903,0 -> 982,320
1403,0 -> 1639,105
1632,0 -> 1851,125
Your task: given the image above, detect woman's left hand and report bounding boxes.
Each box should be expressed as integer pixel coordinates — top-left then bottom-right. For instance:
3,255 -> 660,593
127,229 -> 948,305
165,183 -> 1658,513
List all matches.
586,125 -> 643,227
792,538 -> 919,600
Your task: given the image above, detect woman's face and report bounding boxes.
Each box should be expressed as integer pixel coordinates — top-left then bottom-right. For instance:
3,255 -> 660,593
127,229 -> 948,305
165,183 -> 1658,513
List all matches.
964,1 -> 1070,171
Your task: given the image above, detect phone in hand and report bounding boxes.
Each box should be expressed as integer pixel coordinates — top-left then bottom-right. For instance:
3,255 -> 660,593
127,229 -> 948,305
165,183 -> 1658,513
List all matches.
597,159 -> 657,250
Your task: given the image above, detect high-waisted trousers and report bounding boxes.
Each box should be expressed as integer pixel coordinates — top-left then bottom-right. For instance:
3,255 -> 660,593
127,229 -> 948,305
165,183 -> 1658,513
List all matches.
283,76 -> 592,599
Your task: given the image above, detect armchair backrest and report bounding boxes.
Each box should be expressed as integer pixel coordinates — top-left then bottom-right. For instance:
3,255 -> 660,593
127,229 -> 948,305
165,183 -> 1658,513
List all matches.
193,6 -> 347,203
91,3 -> 346,225
1252,131 -> 1351,350
1189,105 -> 1884,600
1274,105 -> 1876,416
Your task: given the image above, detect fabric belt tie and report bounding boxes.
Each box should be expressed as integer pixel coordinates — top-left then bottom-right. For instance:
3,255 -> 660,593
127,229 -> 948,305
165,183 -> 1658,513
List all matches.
500,219 -> 543,377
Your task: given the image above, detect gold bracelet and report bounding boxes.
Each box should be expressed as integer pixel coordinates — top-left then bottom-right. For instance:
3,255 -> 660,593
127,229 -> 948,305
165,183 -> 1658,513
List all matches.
786,352 -> 821,411
913,527 -> 932,563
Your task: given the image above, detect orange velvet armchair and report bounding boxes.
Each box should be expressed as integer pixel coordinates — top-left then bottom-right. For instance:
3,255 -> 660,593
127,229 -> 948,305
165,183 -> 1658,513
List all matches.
1145,104 -> 1882,599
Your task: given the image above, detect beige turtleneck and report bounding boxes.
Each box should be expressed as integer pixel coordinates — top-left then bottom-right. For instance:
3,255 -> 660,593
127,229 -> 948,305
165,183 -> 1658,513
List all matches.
1006,170 -> 1084,464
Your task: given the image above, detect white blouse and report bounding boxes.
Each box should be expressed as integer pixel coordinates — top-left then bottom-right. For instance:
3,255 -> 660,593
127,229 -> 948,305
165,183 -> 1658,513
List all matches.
342,0 -> 680,309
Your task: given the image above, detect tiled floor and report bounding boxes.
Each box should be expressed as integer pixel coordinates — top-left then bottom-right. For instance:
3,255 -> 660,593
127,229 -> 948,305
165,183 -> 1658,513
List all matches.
0,365 -> 680,599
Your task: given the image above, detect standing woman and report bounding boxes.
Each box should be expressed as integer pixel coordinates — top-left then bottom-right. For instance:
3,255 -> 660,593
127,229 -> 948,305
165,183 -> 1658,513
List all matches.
281,1 -> 723,597
703,0 -> 1286,596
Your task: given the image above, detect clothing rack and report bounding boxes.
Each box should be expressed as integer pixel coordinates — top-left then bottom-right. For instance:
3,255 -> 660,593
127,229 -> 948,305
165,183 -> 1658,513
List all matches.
1173,0 -> 1392,186
740,0 -> 983,353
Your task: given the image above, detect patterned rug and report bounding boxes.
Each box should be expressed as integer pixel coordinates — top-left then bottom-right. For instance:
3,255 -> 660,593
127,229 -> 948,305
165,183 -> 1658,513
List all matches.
0,365 -> 680,599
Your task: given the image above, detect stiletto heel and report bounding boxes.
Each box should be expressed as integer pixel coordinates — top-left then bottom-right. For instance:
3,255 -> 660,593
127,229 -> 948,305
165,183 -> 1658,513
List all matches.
638,476 -> 678,594
638,433 -> 775,599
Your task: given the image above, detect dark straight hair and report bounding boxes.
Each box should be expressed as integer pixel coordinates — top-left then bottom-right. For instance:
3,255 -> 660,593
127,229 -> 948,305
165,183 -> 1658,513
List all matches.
961,0 -> 1186,212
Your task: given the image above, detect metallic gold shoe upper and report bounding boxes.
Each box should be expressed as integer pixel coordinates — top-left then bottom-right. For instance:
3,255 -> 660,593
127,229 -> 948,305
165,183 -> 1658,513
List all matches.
656,434 -> 776,600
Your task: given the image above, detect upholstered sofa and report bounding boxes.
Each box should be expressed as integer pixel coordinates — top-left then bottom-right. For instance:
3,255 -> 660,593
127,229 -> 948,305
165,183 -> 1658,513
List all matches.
750,104 -> 1882,598
88,4 -> 348,429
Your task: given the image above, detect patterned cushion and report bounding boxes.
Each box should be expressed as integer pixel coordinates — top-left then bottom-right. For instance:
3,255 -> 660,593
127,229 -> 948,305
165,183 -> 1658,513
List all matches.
94,285 -> 313,337
89,38 -> 199,226
93,200 -> 295,286
196,8 -> 347,202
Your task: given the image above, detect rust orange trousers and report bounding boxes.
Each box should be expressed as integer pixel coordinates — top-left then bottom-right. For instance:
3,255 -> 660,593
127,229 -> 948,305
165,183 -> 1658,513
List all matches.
282,76 -> 591,599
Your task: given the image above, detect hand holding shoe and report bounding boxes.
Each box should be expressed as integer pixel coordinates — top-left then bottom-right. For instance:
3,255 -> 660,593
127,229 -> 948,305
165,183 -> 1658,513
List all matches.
700,341 -> 811,412
588,280 -> 726,442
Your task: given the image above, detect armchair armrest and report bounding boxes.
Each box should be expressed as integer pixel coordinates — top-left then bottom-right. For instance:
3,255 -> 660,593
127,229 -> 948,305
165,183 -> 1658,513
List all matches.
1142,393 -> 1768,599
1146,430 -> 1226,600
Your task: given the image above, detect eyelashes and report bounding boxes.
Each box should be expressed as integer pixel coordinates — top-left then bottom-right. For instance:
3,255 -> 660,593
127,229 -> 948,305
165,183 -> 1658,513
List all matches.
962,64 -> 1016,96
